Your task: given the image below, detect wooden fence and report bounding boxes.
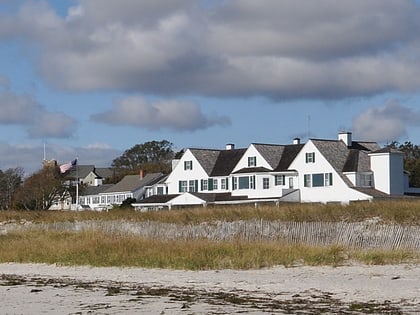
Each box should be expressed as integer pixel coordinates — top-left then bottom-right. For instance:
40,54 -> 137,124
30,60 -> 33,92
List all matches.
4,219 -> 419,250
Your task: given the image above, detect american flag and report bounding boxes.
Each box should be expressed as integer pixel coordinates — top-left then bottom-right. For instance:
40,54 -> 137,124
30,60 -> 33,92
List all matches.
60,159 -> 77,173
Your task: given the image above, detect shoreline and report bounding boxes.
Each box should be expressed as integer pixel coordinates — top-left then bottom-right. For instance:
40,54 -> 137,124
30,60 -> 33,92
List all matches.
1,263 -> 419,314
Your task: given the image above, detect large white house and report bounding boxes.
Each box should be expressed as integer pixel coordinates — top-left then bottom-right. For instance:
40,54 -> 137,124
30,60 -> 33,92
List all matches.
133,132 -> 420,210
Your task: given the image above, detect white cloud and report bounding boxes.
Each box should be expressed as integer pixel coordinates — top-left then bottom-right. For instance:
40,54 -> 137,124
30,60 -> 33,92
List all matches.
352,101 -> 420,143
0,90 -> 77,138
91,96 -> 231,131
2,0 -> 420,100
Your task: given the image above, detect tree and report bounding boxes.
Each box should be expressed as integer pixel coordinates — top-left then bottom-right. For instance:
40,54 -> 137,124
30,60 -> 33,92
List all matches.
13,165 -> 67,210
0,167 -> 24,210
111,140 -> 175,175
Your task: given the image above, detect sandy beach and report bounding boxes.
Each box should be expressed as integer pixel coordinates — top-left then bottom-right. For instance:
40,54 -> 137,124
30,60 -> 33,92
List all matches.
1,262 -> 419,314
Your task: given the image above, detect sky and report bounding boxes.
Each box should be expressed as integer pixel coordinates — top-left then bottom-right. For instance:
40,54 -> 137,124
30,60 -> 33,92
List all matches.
2,0 -> 420,175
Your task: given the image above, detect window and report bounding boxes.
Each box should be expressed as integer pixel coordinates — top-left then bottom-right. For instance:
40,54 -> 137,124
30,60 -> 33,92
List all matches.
201,179 -> 208,191
213,179 -> 218,190
221,178 -> 227,190
157,187 -> 164,195
248,156 -> 256,167
304,173 -> 333,187
189,180 -> 197,192
235,176 -> 255,189
305,152 -> 315,163
179,180 -> 187,192
312,173 -> 324,187
275,175 -> 285,186
263,177 -> 270,189
358,173 -> 373,187
304,174 -> 311,187
184,160 -> 192,170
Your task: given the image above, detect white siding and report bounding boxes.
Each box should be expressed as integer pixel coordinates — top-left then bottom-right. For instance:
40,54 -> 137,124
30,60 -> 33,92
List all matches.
165,149 -> 210,194
370,151 -> 404,195
289,140 -> 371,204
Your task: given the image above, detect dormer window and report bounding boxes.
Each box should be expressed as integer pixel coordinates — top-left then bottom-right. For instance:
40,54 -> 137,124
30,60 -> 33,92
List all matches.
248,156 -> 256,167
184,160 -> 192,170
305,152 -> 315,163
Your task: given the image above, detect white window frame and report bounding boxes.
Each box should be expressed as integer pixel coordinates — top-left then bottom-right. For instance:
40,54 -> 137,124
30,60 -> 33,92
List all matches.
263,177 -> 270,189
248,156 -> 256,167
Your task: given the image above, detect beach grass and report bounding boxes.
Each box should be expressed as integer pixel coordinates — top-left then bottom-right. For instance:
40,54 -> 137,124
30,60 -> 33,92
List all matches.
0,230 -> 418,270
1,199 -> 420,225
1,200 -> 419,269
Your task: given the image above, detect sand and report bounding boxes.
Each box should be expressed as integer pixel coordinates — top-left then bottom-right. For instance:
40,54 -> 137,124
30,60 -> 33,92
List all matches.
1,263 -> 419,314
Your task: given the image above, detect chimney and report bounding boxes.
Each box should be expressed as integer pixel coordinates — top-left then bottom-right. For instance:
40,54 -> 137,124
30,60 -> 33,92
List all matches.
226,143 -> 235,150
139,169 -> 145,179
338,131 -> 352,147
293,137 -> 300,145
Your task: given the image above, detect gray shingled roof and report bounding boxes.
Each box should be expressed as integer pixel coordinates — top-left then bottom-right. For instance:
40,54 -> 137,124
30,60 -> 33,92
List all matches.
252,143 -> 285,169
104,173 -> 165,193
210,148 -> 247,176
82,184 -> 113,196
189,149 -> 221,175
188,147 -> 247,177
66,165 -> 95,179
94,167 -> 115,179
312,139 -> 382,174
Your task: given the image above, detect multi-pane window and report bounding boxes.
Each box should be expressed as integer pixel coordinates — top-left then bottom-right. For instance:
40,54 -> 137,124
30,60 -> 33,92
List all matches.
221,178 -> 227,190
179,180 -> 187,192
304,173 -> 333,187
305,152 -> 315,163
189,180 -> 196,192
184,160 -> 192,170
275,175 -> 285,186
213,179 -> 218,190
157,187 -> 164,195
263,177 -> 270,189
248,156 -> 256,167
202,179 -> 208,191
358,173 -> 373,187
235,176 -> 255,189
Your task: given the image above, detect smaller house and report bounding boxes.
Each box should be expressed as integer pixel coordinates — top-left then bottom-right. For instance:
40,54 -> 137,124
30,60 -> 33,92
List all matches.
78,172 -> 166,210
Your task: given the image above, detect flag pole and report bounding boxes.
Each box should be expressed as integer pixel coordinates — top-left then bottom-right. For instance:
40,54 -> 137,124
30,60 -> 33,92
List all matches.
76,157 -> 79,211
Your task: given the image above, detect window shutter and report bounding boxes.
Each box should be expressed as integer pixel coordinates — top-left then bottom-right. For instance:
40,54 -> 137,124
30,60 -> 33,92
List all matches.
313,153 -> 315,163
195,180 -> 199,192
178,181 -> 182,192
208,178 -> 213,191
200,179 -> 203,191
329,173 -> 333,185
226,177 -> 229,190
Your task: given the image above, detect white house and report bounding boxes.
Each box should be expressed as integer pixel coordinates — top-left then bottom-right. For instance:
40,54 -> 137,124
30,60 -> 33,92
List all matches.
133,132 -> 420,210
78,172 -> 166,210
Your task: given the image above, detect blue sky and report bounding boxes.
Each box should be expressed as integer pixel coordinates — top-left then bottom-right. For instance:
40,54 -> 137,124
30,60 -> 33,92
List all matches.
2,0 -> 420,175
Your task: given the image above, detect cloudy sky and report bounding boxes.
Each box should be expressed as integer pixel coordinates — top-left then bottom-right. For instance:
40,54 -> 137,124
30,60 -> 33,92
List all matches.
2,0 -> 420,175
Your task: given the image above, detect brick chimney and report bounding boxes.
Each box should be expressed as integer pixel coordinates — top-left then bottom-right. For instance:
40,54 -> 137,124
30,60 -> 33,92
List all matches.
139,169 -> 145,179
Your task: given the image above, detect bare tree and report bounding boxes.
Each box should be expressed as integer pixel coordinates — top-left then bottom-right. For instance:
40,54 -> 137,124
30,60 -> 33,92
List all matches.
13,165 -> 66,210
0,167 -> 24,210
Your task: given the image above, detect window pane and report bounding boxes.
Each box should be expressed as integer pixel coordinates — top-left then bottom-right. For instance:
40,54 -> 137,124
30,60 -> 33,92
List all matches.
238,176 -> 249,189
312,173 -> 324,187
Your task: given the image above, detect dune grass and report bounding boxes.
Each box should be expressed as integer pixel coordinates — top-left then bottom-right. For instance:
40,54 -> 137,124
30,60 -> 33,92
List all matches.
1,200 -> 419,269
1,199 -> 420,225
0,230 -> 418,270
